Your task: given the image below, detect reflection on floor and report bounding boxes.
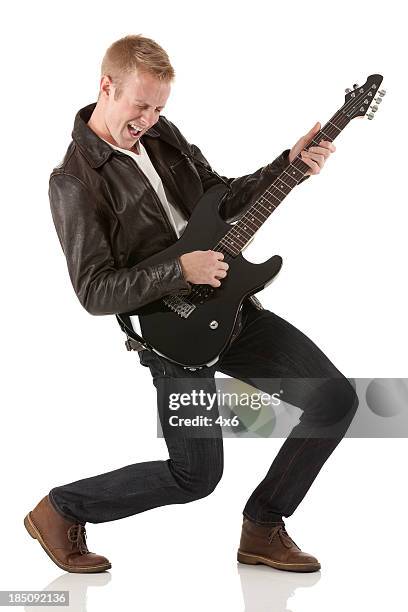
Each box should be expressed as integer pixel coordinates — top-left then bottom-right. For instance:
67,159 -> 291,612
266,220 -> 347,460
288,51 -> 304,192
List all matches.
24,564 -> 320,612
238,563 -> 321,612
24,572 -> 111,612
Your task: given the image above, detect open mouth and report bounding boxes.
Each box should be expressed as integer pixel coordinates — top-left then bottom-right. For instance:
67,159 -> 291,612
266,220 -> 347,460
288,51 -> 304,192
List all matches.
128,123 -> 143,138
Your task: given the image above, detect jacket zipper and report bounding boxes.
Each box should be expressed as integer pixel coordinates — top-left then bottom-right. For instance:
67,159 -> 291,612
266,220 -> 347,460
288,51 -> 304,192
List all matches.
115,151 -> 179,242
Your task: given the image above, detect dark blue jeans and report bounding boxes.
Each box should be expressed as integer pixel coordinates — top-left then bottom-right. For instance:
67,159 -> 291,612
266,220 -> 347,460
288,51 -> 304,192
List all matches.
49,301 -> 358,525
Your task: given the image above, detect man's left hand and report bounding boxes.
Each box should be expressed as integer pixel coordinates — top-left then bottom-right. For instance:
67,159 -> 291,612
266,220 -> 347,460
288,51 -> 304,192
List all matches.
288,121 -> 336,175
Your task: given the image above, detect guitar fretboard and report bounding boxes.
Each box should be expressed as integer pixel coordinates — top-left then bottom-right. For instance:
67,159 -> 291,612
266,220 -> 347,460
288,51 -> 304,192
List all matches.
215,82 -> 380,257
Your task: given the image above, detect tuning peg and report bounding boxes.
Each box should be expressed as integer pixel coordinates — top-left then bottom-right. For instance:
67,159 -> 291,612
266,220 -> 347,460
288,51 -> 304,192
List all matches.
378,89 -> 386,96
370,105 -> 379,112
353,83 -> 359,89
374,97 -> 383,103
345,88 -> 352,94
367,112 -> 375,120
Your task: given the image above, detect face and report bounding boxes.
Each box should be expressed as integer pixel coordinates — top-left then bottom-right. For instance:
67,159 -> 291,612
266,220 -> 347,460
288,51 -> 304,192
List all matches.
99,70 -> 171,150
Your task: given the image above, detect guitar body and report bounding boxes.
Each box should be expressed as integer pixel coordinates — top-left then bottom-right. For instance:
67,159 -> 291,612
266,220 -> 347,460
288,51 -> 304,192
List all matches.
118,184 -> 282,367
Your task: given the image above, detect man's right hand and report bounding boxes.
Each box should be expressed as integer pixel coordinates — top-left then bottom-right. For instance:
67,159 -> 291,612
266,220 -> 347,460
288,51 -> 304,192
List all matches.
179,250 -> 229,287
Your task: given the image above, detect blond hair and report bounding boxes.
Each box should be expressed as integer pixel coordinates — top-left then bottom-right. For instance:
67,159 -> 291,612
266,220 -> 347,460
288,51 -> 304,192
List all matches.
100,34 -> 175,100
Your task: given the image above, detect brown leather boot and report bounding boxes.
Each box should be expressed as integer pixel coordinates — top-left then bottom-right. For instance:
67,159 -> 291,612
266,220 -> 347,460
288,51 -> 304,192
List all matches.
237,518 -> 321,572
24,495 -> 111,573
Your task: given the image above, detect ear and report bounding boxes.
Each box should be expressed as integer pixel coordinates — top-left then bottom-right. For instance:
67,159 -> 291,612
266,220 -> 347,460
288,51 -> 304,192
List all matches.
100,75 -> 112,97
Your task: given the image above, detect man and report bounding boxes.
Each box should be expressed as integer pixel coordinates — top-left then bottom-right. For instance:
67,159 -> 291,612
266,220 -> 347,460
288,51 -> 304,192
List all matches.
24,35 -> 357,574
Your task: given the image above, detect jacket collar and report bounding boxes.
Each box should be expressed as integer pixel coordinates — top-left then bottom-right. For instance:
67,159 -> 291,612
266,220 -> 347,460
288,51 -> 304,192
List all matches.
72,102 -> 163,169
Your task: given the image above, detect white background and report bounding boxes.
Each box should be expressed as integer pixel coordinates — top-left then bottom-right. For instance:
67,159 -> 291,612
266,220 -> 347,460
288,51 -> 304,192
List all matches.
1,1 -> 407,611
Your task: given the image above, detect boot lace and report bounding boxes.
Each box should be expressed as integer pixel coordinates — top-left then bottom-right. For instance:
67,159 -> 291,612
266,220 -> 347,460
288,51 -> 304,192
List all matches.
267,523 -> 300,550
67,524 -> 89,555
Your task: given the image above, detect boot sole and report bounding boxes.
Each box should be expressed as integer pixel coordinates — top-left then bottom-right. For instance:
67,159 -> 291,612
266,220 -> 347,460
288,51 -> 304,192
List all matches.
237,550 -> 321,573
24,512 -> 111,574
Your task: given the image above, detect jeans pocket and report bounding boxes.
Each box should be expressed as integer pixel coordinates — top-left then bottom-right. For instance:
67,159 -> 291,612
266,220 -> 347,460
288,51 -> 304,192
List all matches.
138,349 -> 150,367
138,349 -> 171,379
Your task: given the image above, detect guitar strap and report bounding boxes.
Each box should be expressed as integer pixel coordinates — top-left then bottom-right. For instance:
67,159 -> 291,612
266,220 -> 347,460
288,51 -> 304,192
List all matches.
115,314 -> 149,352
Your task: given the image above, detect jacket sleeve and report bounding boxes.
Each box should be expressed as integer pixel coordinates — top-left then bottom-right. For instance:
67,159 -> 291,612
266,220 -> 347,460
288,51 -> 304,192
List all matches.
188,143 -> 310,223
49,173 -> 191,316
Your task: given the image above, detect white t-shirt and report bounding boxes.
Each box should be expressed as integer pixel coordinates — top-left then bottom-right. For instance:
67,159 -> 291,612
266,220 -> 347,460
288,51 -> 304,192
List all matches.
100,136 -> 188,238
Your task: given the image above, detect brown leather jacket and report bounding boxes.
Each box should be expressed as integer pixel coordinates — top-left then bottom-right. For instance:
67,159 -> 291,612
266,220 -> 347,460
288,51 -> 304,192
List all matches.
49,102 -> 297,317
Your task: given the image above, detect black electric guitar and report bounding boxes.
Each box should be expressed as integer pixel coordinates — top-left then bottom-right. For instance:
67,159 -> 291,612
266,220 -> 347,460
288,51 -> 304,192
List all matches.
117,74 -> 385,368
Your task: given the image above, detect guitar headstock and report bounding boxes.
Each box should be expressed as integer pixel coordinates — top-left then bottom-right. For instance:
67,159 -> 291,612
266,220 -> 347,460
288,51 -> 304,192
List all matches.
343,74 -> 386,120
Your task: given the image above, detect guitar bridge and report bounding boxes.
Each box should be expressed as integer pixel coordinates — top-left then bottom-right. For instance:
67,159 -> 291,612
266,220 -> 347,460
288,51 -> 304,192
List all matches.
163,295 -> 196,318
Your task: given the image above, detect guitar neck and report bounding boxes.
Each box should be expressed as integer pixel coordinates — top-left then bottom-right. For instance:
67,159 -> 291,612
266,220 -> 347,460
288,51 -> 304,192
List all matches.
217,108 -> 353,256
